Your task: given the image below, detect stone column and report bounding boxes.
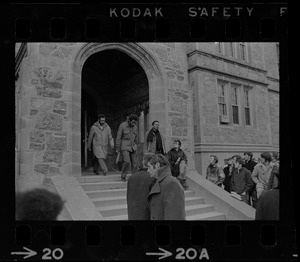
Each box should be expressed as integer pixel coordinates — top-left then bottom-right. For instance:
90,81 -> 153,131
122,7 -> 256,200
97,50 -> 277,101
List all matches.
139,111 -> 145,143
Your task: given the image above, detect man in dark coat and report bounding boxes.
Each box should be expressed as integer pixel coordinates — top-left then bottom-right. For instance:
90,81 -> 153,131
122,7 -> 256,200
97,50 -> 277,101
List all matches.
127,153 -> 157,220
144,120 -> 165,155
255,168 -> 279,220
223,157 -> 233,193
166,140 -> 188,190
243,151 -> 258,207
243,152 -> 257,173
147,154 -> 186,220
231,158 -> 253,205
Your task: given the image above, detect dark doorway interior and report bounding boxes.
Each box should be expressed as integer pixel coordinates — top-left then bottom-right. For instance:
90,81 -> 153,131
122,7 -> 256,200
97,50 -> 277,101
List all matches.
81,50 -> 149,174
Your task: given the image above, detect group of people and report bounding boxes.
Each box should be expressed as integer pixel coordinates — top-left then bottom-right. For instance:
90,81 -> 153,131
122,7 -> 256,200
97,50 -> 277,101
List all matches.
16,112 -> 279,221
87,113 -> 189,189
206,151 -> 280,220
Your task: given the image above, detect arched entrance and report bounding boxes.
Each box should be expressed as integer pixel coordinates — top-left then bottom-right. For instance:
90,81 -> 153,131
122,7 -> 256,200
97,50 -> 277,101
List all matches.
71,43 -> 167,176
81,50 -> 149,173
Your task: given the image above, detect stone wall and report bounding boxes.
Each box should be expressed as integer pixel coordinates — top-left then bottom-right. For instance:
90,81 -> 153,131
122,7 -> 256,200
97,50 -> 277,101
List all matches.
17,43 -> 81,191
268,91 -> 280,147
143,43 -> 195,168
188,42 -> 279,176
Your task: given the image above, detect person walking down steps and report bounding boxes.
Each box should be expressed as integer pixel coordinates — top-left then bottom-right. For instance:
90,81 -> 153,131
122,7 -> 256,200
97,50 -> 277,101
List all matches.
88,114 -> 114,176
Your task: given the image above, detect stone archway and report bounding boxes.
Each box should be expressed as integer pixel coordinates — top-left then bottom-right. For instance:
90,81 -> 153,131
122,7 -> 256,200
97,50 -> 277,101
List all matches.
16,42 -> 195,192
70,43 -> 168,176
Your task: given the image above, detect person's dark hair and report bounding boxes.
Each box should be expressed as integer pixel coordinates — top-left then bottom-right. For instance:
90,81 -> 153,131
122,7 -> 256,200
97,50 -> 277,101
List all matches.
143,153 -> 157,167
236,158 -> 245,166
272,151 -> 279,161
210,155 -> 218,163
273,166 -> 280,182
16,188 -> 65,220
174,139 -> 181,147
152,120 -> 159,126
260,152 -> 272,162
123,112 -> 130,120
128,114 -> 138,122
232,154 -> 242,159
157,154 -> 170,167
98,114 -> 106,120
244,152 -> 253,158
234,155 -> 243,162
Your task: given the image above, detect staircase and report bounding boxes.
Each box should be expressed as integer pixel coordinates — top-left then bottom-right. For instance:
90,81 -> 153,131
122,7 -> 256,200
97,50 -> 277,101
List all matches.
79,172 -> 226,220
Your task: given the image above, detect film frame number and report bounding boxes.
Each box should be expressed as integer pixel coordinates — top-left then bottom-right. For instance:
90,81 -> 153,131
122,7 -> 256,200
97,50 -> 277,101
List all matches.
175,248 -> 209,260
42,248 -> 64,260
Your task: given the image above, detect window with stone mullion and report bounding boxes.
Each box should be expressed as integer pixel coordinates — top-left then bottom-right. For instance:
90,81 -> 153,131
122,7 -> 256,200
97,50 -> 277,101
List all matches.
244,87 -> 251,125
231,85 -> 239,124
218,81 -> 227,117
229,42 -> 235,58
239,42 -> 246,61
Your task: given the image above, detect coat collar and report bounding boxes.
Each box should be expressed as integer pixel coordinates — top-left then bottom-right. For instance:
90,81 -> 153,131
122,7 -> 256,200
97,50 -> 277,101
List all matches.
157,165 -> 171,182
148,166 -> 171,196
94,121 -> 107,130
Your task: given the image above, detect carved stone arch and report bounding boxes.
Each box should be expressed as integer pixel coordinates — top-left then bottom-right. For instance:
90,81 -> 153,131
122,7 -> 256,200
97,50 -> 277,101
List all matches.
72,42 -> 167,86
70,42 -> 168,176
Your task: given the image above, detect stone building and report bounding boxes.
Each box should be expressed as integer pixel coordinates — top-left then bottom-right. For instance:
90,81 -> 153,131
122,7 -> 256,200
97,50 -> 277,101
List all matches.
15,42 -> 279,192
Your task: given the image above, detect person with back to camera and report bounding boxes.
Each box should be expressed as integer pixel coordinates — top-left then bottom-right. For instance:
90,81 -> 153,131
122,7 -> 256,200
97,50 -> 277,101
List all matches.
255,167 -> 279,220
16,188 -> 65,220
147,154 -> 186,220
127,153 -> 157,220
166,139 -> 188,190
206,155 -> 225,187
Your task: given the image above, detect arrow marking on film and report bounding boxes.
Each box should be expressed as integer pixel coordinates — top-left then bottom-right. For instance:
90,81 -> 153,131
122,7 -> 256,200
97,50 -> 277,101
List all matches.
11,247 -> 37,259
146,247 -> 172,260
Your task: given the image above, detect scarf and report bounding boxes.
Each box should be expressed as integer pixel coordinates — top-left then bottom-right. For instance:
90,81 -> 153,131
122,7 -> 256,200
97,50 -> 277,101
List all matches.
147,129 -> 163,152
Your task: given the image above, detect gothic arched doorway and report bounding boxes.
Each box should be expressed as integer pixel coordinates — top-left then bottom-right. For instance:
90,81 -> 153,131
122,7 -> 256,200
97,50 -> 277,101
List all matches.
81,49 -> 150,174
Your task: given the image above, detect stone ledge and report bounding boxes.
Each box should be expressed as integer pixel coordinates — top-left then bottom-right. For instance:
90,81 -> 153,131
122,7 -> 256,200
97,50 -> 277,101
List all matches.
194,143 -> 275,153
187,170 -> 255,220
51,175 -> 103,220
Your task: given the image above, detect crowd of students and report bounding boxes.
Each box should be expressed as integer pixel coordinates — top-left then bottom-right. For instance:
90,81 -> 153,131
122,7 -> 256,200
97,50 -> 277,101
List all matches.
206,151 -> 279,219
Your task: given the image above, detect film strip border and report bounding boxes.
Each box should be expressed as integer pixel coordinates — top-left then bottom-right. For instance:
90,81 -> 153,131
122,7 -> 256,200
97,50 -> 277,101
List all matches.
6,221 -> 296,260
2,3 -> 288,41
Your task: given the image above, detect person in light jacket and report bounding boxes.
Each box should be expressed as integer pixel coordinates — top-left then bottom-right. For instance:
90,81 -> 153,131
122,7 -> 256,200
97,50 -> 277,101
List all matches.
206,155 -> 225,187
147,154 -> 186,220
116,114 -> 139,181
251,152 -> 274,199
88,114 -> 114,176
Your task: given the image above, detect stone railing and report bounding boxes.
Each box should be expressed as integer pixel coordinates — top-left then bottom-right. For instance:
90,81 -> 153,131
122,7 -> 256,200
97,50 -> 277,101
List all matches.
187,170 -> 256,220
51,175 -> 104,220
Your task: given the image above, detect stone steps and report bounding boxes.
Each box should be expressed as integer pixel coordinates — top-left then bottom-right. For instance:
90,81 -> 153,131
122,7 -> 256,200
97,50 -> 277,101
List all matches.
79,172 -> 226,220
86,188 -> 195,199
98,203 -> 215,218
186,211 -> 226,220
92,195 -> 205,208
